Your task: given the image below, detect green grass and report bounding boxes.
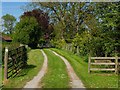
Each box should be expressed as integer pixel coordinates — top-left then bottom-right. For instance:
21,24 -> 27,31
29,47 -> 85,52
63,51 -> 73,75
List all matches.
3,49 -> 44,88
0,67 -> 2,87
40,49 -> 69,88
51,48 -> 118,88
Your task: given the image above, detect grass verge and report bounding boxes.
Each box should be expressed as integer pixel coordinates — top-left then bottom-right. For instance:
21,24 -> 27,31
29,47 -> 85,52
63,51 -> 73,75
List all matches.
51,48 -> 118,88
0,66 -> 2,87
40,49 -> 69,88
3,49 -> 44,88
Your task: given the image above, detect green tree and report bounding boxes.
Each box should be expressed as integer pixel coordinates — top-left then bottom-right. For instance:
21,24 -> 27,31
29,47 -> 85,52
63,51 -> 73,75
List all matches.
2,14 -> 16,34
28,2 -> 86,40
94,2 -> 120,56
13,17 -> 41,48
24,2 -> 120,56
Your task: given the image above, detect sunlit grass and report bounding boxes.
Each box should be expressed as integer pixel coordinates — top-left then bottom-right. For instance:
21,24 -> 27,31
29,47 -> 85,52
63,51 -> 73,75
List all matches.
3,49 -> 44,88
40,49 -> 69,88
51,48 -> 118,88
0,66 -> 2,87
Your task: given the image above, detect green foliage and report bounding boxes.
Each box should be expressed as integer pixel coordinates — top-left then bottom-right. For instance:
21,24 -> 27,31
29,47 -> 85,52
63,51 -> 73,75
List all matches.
72,32 -> 91,56
72,33 -> 81,46
24,2 -> 120,56
50,39 -> 66,49
20,9 -> 51,46
2,14 -> 16,34
53,21 -> 65,39
13,17 -> 41,48
71,2 -> 120,56
94,2 -> 120,56
21,9 -> 49,30
83,55 -> 88,62
2,42 -> 20,50
32,2 -> 86,40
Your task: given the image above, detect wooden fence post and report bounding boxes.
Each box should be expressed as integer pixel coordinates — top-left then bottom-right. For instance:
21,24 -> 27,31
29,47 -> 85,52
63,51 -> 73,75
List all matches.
68,44 -> 70,51
65,45 -> 67,50
4,47 -> 8,83
88,54 -> 91,73
77,46 -> 79,54
70,45 -> 72,52
115,55 -> 118,74
67,44 -> 68,51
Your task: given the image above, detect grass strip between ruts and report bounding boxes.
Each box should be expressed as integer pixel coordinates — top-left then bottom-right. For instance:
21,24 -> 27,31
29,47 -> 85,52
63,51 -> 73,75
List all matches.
40,49 -> 69,88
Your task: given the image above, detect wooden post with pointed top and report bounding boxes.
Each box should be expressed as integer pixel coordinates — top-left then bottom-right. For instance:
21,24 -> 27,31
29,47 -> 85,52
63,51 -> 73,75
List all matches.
115,55 -> 118,74
88,54 -> 91,73
77,46 -> 79,54
4,47 -> 8,83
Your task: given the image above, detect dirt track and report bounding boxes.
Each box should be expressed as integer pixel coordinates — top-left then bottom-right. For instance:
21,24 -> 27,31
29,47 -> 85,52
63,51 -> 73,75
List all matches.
23,50 -> 48,89
51,50 -> 85,88
23,49 -> 85,89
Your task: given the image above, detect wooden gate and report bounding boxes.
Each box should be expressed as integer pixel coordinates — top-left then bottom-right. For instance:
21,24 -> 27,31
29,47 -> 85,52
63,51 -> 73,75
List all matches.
4,46 -> 27,83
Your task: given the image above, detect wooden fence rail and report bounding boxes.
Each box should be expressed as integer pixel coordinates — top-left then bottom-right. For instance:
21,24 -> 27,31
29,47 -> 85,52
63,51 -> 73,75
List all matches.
4,46 -> 27,83
88,56 -> 120,74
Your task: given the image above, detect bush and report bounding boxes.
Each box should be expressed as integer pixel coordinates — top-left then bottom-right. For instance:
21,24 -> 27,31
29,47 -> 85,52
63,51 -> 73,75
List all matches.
50,39 -> 67,49
26,46 -> 31,53
83,55 -> 88,62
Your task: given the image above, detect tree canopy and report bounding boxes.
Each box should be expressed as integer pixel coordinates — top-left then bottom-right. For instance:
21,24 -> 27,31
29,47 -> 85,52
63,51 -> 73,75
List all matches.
13,2 -> 120,56
2,14 -> 16,34
13,17 -> 40,48
13,9 -> 50,48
